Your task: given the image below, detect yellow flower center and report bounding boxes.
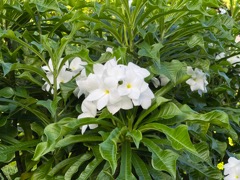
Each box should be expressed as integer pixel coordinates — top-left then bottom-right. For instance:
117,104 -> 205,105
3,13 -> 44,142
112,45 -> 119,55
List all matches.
228,137 -> 234,146
105,90 -> 110,94
236,175 -> 239,179
127,83 -> 132,89
217,162 -> 224,170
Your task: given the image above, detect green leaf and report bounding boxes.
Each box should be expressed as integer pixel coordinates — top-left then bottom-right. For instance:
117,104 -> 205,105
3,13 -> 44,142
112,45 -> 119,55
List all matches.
48,156 -> 81,177
142,138 -> 178,179
134,96 -> 170,129
17,71 -> 42,86
64,153 -> 93,180
0,140 -> 39,162
56,134 -> 102,148
60,81 -> 76,103
126,130 -> 142,148
132,153 -> 152,180
187,34 -> 205,49
187,0 -> 202,10
1,62 -> 12,76
139,123 -> 197,155
37,98 -> 61,118
77,149 -> 103,180
11,63 -> 49,82
138,42 -> 163,60
30,0 -> 61,12
31,159 -> 54,179
208,136 -> 227,158
116,141 -> 136,180
182,110 -> 230,128
99,127 -> 127,174
0,87 -> 14,98
157,102 -> 182,119
33,123 -> 62,161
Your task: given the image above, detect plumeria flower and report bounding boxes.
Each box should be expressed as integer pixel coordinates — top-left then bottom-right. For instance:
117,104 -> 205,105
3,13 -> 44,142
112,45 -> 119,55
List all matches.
106,47 -> 113,54
78,113 -> 98,134
42,67 -> 73,93
132,88 -> 154,109
227,55 -> 240,67
224,157 -> 240,180
235,35 -> 240,43
78,100 -> 98,134
128,0 -> 133,7
75,57 -> 154,116
86,76 -> 121,113
186,66 -> 208,96
215,52 -> 226,60
68,57 -> 87,76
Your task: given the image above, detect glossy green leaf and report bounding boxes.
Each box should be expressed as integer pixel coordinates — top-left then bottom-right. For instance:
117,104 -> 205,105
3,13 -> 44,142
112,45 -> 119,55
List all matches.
186,0 -> 202,10
139,123 -> 197,155
56,134 -> 102,148
33,123 -> 62,161
37,97 -> 61,118
64,153 -> 92,180
99,127 -> 127,174
117,140 -> 136,180
1,62 -> 12,76
77,149 -> 103,180
142,138 -> 178,179
157,102 -> 182,119
132,153 -> 152,180
17,71 -> 42,86
187,34 -> 205,49
30,0 -> 61,12
48,156 -> 81,177
126,130 -> 142,148
0,140 -> 39,162
0,87 -> 14,98
31,159 -> 54,179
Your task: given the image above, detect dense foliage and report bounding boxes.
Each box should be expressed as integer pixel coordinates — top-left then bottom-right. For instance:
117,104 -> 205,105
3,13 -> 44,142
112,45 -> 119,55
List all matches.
0,0 -> 240,179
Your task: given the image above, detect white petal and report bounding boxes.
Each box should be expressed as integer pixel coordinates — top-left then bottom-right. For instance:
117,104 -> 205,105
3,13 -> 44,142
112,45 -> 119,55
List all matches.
86,89 -> 105,101
81,100 -> 97,116
89,124 -> 98,129
97,94 -> 109,110
81,125 -> 88,134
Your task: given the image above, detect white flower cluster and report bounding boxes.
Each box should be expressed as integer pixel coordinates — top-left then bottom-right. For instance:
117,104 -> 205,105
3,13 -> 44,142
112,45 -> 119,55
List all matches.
74,58 -> 154,134
224,157 -> 240,180
42,57 -> 87,93
186,66 -> 208,96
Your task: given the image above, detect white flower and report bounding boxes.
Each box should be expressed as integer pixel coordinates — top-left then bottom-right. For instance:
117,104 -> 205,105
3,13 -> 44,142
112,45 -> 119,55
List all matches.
78,100 -> 98,134
42,57 -> 87,93
86,76 -> 121,112
75,58 -> 154,115
219,8 -> 227,14
186,66 -> 208,96
215,52 -> 226,60
152,75 -> 170,88
128,0 -> 133,7
152,77 -> 160,88
68,57 -> 87,76
106,47 -> 113,54
159,74 -> 170,86
78,113 -> 98,134
235,35 -> 240,43
132,88 -> 154,109
227,55 -> 240,66
42,67 -> 73,93
224,157 -> 240,180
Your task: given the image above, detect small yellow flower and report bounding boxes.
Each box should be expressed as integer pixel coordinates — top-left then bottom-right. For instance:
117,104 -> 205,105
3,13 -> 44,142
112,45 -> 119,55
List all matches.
228,137 -> 234,146
217,162 -> 224,170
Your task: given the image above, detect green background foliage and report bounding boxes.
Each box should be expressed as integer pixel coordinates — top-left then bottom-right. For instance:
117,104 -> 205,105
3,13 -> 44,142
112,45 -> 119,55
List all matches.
0,0 -> 240,179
